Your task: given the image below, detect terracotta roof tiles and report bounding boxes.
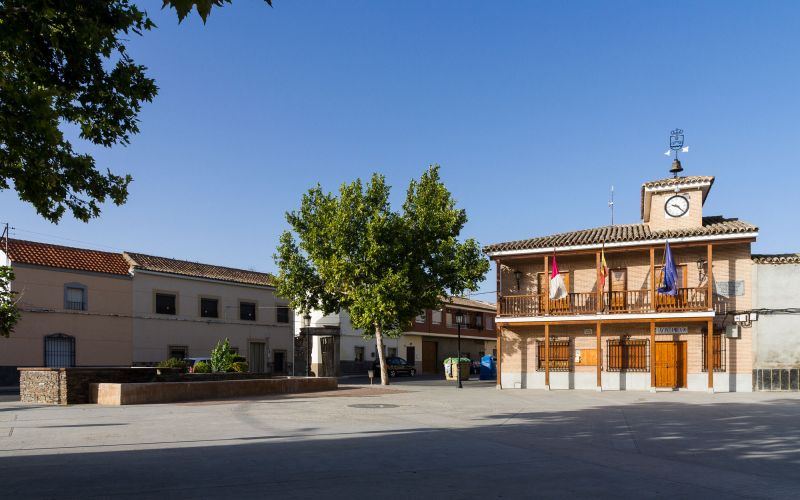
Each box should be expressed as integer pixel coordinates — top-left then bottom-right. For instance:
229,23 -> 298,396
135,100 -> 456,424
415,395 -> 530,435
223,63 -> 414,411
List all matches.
6,239 -> 131,276
484,216 -> 757,254
752,253 -> 800,265
124,252 -> 275,287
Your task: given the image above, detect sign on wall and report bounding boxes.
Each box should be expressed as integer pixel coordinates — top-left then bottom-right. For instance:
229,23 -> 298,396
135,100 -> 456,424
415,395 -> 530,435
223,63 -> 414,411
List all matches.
655,326 -> 688,334
715,280 -> 744,298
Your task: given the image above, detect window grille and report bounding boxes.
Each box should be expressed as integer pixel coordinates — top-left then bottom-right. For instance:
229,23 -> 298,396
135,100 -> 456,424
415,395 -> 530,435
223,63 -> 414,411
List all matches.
607,338 -> 649,372
44,334 -> 75,367
536,339 -> 570,371
702,334 -> 726,372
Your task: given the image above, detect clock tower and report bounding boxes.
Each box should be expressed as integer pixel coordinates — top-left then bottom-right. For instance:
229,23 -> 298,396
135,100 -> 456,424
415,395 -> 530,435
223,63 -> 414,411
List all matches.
641,175 -> 714,231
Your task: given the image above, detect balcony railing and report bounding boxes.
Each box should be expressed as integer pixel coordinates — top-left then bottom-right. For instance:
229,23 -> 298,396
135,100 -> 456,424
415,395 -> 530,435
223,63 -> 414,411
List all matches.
499,287 -> 709,317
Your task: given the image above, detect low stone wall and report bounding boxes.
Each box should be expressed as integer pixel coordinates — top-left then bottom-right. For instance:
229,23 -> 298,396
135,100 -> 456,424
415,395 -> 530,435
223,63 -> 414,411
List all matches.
753,368 -> 800,391
91,377 -> 338,405
18,367 -> 273,405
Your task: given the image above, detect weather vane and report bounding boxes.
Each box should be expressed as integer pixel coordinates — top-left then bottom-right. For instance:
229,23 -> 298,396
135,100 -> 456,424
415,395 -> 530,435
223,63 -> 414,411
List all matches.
664,128 -> 689,177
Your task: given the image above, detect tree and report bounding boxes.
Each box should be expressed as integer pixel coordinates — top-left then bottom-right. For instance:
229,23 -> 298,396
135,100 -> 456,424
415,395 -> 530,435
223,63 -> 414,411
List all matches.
274,165 -> 489,385
0,266 -> 21,338
0,1 -> 272,223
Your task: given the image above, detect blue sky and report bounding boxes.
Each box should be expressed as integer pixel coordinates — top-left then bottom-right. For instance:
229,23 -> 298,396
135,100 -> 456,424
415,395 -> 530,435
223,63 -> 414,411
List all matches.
2,1 -> 799,299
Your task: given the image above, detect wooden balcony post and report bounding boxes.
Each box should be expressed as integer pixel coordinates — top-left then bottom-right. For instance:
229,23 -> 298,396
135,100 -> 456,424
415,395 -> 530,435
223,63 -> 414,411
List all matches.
707,244 -> 713,311
707,319 -> 714,392
650,247 -> 656,312
650,320 -> 656,390
544,323 -> 550,389
596,251 -> 602,313
544,255 -> 550,315
596,321 -> 602,390
496,260 -> 502,316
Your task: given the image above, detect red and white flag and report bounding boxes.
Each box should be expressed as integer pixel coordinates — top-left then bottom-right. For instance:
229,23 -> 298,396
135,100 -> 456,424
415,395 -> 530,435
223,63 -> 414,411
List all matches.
550,252 -> 567,300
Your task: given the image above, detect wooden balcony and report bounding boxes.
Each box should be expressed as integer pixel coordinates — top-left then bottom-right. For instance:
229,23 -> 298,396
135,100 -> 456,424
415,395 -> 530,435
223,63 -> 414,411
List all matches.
499,287 -> 709,318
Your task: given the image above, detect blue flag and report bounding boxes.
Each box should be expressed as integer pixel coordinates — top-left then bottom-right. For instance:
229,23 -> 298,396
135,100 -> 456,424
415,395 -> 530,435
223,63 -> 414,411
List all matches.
657,241 -> 678,296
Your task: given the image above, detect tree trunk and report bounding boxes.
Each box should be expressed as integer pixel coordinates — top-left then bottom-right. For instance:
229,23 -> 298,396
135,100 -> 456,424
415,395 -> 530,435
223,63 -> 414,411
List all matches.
375,324 -> 389,385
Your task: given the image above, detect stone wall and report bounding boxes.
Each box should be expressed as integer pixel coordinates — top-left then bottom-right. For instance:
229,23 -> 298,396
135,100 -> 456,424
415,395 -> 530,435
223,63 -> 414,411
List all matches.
19,369 -> 66,405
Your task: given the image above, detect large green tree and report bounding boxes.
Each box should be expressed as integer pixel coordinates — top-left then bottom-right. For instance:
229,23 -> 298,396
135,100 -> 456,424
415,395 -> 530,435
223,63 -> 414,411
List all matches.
0,1 -> 271,223
274,165 -> 489,385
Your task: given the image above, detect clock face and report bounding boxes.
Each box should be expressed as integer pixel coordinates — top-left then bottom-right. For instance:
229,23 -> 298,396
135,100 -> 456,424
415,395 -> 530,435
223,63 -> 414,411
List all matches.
665,195 -> 690,217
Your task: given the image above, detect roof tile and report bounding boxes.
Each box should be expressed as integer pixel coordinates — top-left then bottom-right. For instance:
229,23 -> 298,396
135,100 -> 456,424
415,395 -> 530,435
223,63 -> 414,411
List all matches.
6,239 -> 131,276
125,252 -> 274,287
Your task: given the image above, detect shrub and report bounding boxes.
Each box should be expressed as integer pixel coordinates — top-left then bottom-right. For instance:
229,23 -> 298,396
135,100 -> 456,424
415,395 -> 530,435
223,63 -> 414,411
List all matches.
157,357 -> 187,370
210,338 -> 236,372
232,355 -> 246,363
192,361 -> 211,373
230,361 -> 249,373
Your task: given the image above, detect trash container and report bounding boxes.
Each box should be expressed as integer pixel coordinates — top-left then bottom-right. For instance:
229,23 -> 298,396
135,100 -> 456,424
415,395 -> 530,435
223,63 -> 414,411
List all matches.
443,357 -> 470,381
479,355 -> 496,380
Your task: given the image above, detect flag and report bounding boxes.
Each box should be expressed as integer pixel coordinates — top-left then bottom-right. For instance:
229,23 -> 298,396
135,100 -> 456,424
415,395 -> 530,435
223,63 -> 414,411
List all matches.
550,251 -> 567,300
599,243 -> 608,291
681,146 -> 689,153
663,150 -> 671,156
657,241 -> 678,296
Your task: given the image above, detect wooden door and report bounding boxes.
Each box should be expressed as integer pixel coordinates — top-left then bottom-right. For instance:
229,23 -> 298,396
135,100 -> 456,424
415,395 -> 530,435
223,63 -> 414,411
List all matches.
655,342 -> 677,388
676,341 -> 687,388
609,269 -> 627,312
406,346 -> 416,369
422,341 -> 438,373
248,342 -> 266,373
538,272 -> 571,314
273,350 -> 286,374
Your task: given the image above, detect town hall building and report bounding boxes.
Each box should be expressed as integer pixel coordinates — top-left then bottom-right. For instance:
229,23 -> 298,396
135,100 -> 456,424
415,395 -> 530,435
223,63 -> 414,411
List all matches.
485,168 -> 758,392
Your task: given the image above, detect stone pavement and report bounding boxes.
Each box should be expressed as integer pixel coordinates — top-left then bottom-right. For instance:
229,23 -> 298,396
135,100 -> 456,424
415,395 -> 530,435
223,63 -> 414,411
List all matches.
1,377 -> 799,499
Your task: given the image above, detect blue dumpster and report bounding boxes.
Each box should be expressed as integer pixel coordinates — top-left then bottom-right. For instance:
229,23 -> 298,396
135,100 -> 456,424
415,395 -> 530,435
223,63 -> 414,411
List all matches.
479,355 -> 496,380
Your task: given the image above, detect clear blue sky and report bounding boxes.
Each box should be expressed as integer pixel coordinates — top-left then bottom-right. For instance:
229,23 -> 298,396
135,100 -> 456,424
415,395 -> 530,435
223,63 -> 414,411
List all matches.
2,1 -> 799,300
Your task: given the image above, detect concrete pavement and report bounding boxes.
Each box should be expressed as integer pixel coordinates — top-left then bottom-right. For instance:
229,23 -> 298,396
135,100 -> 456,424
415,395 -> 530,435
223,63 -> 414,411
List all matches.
1,378 -> 799,498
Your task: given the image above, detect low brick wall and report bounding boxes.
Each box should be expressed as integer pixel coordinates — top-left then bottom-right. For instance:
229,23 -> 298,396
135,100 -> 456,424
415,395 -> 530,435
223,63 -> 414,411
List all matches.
90,377 -> 338,405
753,368 -> 800,391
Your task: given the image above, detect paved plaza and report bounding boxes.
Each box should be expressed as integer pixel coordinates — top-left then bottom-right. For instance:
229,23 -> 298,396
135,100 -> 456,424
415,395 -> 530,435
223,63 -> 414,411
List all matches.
1,378 -> 799,499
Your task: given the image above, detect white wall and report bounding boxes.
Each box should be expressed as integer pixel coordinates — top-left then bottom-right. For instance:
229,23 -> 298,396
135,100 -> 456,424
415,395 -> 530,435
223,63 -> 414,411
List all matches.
132,271 -> 293,368
753,263 -> 800,368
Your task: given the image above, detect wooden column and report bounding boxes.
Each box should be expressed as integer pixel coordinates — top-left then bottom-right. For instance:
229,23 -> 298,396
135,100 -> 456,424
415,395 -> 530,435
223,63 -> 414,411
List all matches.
706,244 -> 713,310
596,251 -> 603,313
544,323 -> 550,389
496,327 -> 502,389
707,319 -> 714,391
650,321 -> 656,389
496,259 -> 502,317
596,321 -> 602,389
544,255 -> 550,315
649,247 -> 656,312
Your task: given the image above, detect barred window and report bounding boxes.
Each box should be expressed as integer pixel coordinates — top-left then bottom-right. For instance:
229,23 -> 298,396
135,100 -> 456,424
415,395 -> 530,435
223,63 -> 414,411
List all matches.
537,340 -> 570,371
607,339 -> 649,372
702,334 -> 726,372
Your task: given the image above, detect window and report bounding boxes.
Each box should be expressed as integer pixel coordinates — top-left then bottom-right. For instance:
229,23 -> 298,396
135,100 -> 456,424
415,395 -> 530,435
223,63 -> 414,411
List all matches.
607,339 -> 649,372
702,334 -> 726,372
486,316 -> 494,330
446,311 -> 453,327
276,305 -> 290,323
536,340 -> 570,371
200,298 -> 219,318
168,345 -> 188,359
64,285 -> 86,311
415,311 -> 426,323
354,346 -> 364,362
44,334 -> 76,367
155,293 -> 176,315
431,310 -> 442,325
475,314 -> 483,329
240,302 -> 256,321
388,347 -> 397,358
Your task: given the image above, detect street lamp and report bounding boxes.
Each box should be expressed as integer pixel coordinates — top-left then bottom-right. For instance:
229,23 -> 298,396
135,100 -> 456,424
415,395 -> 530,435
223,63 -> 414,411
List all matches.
455,310 -> 464,389
303,313 -> 311,377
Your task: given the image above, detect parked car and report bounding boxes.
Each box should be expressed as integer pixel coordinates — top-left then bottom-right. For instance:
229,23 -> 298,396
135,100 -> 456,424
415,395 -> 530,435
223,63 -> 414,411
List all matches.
185,357 -> 211,373
373,357 -> 416,377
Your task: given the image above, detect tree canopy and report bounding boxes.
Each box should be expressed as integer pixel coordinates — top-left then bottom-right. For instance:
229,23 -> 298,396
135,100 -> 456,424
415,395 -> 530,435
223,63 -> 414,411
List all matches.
0,266 -> 21,338
274,165 -> 489,384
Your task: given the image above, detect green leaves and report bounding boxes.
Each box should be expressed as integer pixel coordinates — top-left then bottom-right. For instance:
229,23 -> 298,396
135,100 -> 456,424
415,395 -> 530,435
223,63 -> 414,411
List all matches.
210,338 -> 236,372
163,1 -> 273,23
0,266 -> 21,338
273,165 -> 490,338
0,1 -> 157,222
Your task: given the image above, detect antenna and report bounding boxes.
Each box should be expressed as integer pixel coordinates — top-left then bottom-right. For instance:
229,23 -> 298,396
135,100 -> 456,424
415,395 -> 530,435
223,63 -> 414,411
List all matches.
608,186 -> 615,225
